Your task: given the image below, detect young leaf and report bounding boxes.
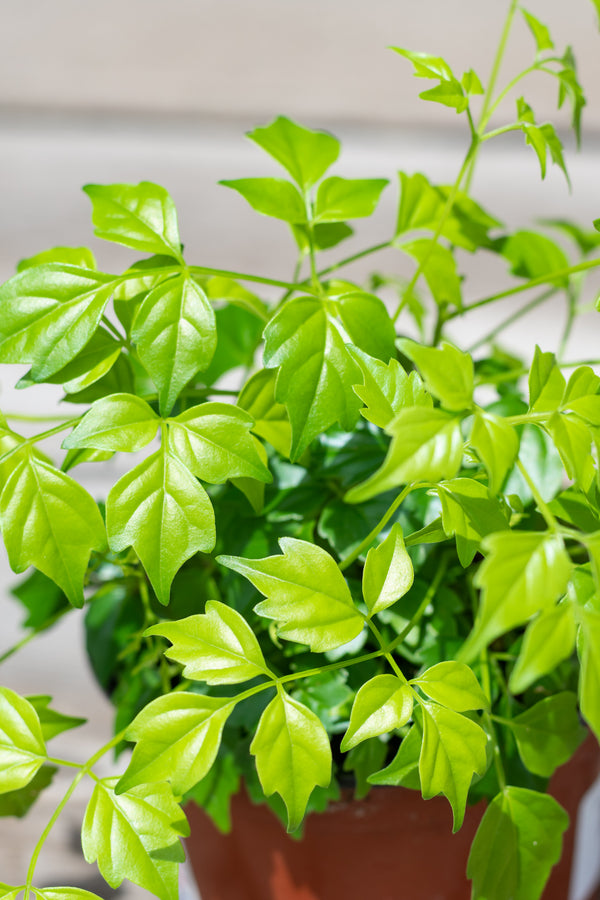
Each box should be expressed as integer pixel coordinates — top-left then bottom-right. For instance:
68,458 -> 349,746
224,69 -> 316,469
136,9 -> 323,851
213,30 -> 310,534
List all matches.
467,787 -> 569,900
17,246 -> 97,272
131,274 -> 216,416
83,182 -> 184,261
397,338 -> 473,411
509,692 -> 585,777
25,696 -> 86,741
346,407 -> 463,504
0,264 -> 117,379
247,116 -> 340,190
82,778 -> 189,900
220,178 -> 307,223
577,606 -> 600,740
146,600 -> 270,684
314,177 -> 388,222
391,49 -> 467,113
106,447 -> 215,605
509,602 -> 576,694
63,394 -> 159,452
168,402 -> 271,484
0,687 -> 47,794
470,411 -> 519,494
461,69 -> 484,96
521,8 -> 554,52
218,537 -> 364,651
362,523 -> 414,616
528,346 -> 566,413
400,240 -> 462,310
116,693 -> 235,796
349,347 -> 430,430
250,689 -> 331,831
419,702 -> 488,831
335,292 -> 396,362
435,478 -> 509,567
340,675 -> 413,751
412,661 -> 488,711
0,456 -> 107,608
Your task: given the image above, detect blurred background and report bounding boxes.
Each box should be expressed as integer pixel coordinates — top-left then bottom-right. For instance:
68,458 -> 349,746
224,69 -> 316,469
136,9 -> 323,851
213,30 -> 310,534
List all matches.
1,1 -> 600,897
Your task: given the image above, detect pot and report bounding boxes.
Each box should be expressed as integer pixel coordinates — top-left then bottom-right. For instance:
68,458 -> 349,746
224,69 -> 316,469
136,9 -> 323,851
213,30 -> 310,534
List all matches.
185,737 -> 600,900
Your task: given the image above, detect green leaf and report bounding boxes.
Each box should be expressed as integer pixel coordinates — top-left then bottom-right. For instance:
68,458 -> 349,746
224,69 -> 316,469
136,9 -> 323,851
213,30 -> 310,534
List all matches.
0,763 -> 56,819
462,69 -> 484,95
346,407 -> 463,504
106,447 -> 215,605
461,531 -> 573,662
528,346 -> 566,413
17,246 -> 97,272
400,240 -> 462,309
83,182 -> 183,261
398,338 -> 473,411
391,49 -> 467,113
29,328 -> 122,394
368,720 -> 422,789
26,696 -> 86,741
0,456 -> 107,608
362,523 -> 414,616
419,702 -> 488,831
509,602 -> 576,694
341,675 -> 413,751
546,412 -> 594,488
509,692 -> 585,777
470,411 -> 519,494
36,888 -> 105,900
412,661 -> 488,711
292,221 -> 354,253
541,219 -> 600,256
519,120 -> 570,184
349,347 -> 431,430
419,81 -> 469,113
250,689 -> 331,831
218,537 -> 363,652
117,693 -> 234,796
0,264 -> 117,379
146,600 -> 270,684
263,296 -> 361,459
436,478 -> 509,567
521,8 -> 554,52
238,368 -> 292,458
247,116 -> 340,190
501,231 -> 570,287
168,402 -> 271,484
132,274 -> 216,416
314,177 -> 388,222
63,394 -> 159,452
82,778 -> 188,900
577,606 -> 600,740
184,753 -> 240,834
335,292 -> 396,362
467,787 -> 569,900
0,687 -> 47,794
10,569 -> 70,632
557,48 -> 587,145
220,178 -> 307,224
200,302 -> 264,386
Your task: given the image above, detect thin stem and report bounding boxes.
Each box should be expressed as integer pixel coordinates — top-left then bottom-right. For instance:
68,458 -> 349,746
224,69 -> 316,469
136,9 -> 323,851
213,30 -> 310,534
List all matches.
516,458 -> 559,532
188,265 -> 314,295
558,283 -> 580,360
367,619 -> 408,683
47,757 -> 85,771
338,483 -> 418,571
481,123 -> 525,143
0,418 -> 82,468
101,315 -> 127,343
467,288 -> 556,353
480,65 -> 538,133
478,0 -> 520,129
2,413 -> 75,424
0,609 -> 71,665
317,241 -> 392,280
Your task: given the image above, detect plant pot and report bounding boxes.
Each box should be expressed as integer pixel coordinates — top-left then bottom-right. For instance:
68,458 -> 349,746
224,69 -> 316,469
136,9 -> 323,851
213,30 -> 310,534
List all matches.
185,737 -> 600,900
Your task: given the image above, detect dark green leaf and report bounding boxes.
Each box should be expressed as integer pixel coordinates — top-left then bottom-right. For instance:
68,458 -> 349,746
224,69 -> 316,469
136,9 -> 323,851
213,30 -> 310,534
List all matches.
10,569 -> 70,632
0,763 -> 56,818
184,753 -> 240,833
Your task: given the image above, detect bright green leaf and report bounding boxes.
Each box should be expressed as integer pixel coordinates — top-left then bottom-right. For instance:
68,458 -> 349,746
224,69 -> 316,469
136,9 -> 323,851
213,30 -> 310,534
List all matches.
391,49 -> 467,113
546,412 -> 594,488
17,246 -> 97,272
63,394 -> 159,453
577,606 -> 600,740
509,602 -> 576,694
400,240 -> 462,309
509,692 -> 585,777
349,347 -> 431,430
25,696 -> 86,742
436,478 -> 509,567
368,720 -> 422,789
521,8 -> 554,52
470,411 -> 519,494
398,338 -> 473,411
247,116 -> 340,190
314,177 -> 388,222
362,523 -> 414,616
238,368 -> 292,458
220,178 -> 307,224
462,69 -> 484,95
334,292 -> 396,362
412,661 -> 488,711
0,687 -> 46,794
529,346 -> 566,413
502,231 -> 570,287
341,675 -> 413,751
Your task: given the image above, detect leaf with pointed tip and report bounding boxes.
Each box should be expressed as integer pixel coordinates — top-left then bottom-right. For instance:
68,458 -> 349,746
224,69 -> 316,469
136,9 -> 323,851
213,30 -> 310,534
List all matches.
335,292 -> 396,362
82,778 -> 188,900
467,787 -> 569,900
509,692 -> 585,777
412,662 -> 488,712
106,447 -> 215,605
341,675 -> 413,751
391,49 -> 467,113
132,274 -> 216,416
83,182 -> 183,261
362,523 -> 414,616
63,394 -> 159,453
247,116 -> 340,190
26,696 -> 86,741
0,456 -> 106,607
471,410 -> 519,494
0,264 -> 117,379
0,687 -> 47,794
117,693 -> 235,796
529,346 -> 566,413
146,600 -> 270,684
398,339 -> 473,411
521,8 -> 554,52
220,178 -> 307,224
17,246 -> 97,272
238,368 -> 292,458
349,347 -> 431,430
292,221 -> 354,253
547,412 -> 594,488
502,231 -> 570,287
400,240 -> 462,309
30,328 -> 122,394
369,720 -> 422,789
251,690 -> 331,831
314,177 -> 388,222
218,537 -> 363,651
436,478 -> 509,567
461,69 -> 484,95
577,606 -> 600,740
509,602 -> 576,694
168,402 -> 271,484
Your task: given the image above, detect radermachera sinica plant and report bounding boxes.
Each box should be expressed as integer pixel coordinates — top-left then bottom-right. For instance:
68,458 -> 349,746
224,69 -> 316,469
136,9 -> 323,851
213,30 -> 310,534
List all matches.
1,2 -> 600,898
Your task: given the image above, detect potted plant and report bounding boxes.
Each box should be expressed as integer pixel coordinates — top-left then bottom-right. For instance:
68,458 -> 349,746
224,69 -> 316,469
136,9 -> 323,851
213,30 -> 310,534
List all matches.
1,1 -> 600,898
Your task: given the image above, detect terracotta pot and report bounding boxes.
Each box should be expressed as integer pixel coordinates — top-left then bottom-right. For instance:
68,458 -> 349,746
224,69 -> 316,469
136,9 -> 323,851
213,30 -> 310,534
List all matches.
185,736 -> 600,900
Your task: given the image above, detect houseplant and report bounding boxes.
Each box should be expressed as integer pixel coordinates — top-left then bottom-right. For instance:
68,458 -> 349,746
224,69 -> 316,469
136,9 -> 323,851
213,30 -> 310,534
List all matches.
1,0 -> 600,896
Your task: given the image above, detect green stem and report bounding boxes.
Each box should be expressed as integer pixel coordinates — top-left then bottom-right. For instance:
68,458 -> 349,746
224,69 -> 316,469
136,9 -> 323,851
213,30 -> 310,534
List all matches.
366,618 -> 408,683
387,556 -> 449,654
558,283 -> 580,360
0,609 -> 71,665
338,484 -> 418,571
46,757 -> 85,771
317,241 -> 392,280
0,417 -> 82,468
480,123 -> 526,143
101,315 -> 127,343
467,288 -> 557,353
516,458 -> 558,532
188,265 -> 314,295
480,651 -> 507,792
2,413 -> 75,424
477,0 -> 520,128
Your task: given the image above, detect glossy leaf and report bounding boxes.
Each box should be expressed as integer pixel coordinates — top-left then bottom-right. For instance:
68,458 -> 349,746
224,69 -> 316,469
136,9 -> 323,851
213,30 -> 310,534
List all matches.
26,696 -> 86,742
412,661 -> 488,711
419,701 -> 488,831
509,602 -> 576,694
250,689 -> 331,831
82,778 -> 188,900
247,116 -> 340,190
63,394 -> 159,452
168,402 -> 271,484
106,447 -> 215,605
146,600 -> 270,684
577,606 -> 600,740
117,693 -> 235,795
220,178 -> 307,224
436,478 -> 508,567
0,763 -> 56,819
400,240 -> 462,309
335,292 -> 396,362
467,787 -> 569,900
314,177 -> 388,222
36,889 -> 105,900
362,523 -> 414,616
470,411 -> 519,494
398,338 -> 473,411
529,347 -> 566,413
341,675 -> 413,751
34,328 -> 122,394
349,347 -> 431,430
218,537 -> 363,651
509,692 -> 585,777
132,274 -> 216,416
0,687 -> 46,794
83,182 -> 183,261
17,246 -> 97,272
0,455 -> 107,607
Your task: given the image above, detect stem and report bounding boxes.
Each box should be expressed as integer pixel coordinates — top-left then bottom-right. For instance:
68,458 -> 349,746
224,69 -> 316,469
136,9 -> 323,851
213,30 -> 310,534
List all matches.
480,123 -> 526,143
366,618 -> 408,683
480,651 -> 507,792
0,609 -> 71,665
558,283 -> 580,360
2,413 -> 75,424
101,315 -> 127,343
317,241 -> 392,280
467,288 -> 556,353
338,484 -> 417,571
516,458 -> 558,532
477,0 -> 520,129
188,265 -> 313,295
0,418 -> 82,468
387,556 -> 449,654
